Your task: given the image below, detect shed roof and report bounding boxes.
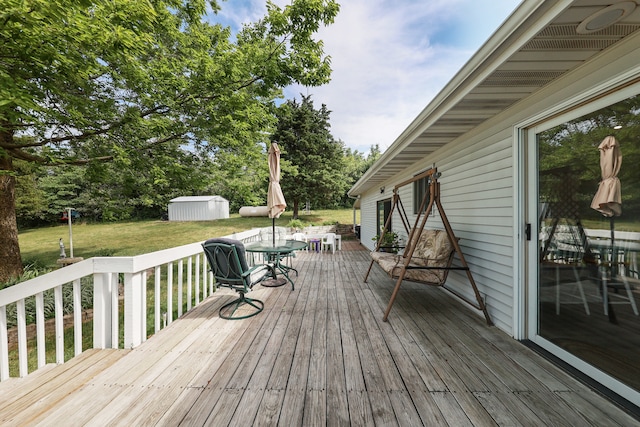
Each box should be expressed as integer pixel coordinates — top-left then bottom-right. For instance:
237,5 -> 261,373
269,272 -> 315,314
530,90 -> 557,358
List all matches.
348,0 -> 640,196
169,196 -> 227,203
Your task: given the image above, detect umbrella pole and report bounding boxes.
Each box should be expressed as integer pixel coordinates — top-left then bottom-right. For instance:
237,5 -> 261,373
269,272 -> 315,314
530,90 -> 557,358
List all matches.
272,218 -> 275,246
610,216 -> 616,276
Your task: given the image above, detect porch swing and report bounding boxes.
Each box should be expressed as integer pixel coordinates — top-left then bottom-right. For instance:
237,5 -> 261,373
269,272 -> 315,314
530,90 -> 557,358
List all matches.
364,168 -> 492,325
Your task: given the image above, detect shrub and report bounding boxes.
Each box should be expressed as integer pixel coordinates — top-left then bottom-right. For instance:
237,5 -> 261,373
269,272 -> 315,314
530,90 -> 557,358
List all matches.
287,219 -> 305,231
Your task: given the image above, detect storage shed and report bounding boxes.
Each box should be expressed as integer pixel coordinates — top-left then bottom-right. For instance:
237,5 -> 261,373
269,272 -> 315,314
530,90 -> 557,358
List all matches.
168,196 -> 229,221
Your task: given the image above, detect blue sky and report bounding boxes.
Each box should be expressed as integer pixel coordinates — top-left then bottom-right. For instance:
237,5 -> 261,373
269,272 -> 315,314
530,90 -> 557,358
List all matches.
213,0 -> 522,154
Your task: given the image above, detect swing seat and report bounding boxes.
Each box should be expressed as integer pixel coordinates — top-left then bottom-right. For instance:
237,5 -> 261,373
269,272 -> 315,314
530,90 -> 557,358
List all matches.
371,229 -> 455,285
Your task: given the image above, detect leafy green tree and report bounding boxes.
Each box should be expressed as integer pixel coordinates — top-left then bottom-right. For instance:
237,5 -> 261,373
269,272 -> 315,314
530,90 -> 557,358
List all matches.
14,160 -> 48,227
0,0 -> 339,281
272,95 -> 348,218
204,147 -> 270,213
340,144 -> 381,206
80,143 -> 210,221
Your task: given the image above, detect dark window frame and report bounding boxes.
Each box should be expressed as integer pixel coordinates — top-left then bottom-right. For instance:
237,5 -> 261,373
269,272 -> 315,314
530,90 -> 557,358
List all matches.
413,170 -> 431,214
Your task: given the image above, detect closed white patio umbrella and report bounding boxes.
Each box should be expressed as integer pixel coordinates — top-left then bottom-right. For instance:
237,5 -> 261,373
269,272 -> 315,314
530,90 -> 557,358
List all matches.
267,142 -> 286,245
591,135 -> 622,280
591,135 -> 622,218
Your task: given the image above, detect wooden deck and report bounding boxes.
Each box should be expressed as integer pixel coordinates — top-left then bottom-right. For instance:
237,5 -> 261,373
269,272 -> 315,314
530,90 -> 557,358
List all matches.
0,242 -> 637,426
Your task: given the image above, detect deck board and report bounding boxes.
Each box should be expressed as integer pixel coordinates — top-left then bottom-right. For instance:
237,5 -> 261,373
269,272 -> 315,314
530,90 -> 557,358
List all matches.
2,242 -> 638,426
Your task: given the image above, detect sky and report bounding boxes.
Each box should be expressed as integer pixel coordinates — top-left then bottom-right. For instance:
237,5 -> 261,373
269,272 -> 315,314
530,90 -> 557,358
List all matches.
214,0 -> 522,154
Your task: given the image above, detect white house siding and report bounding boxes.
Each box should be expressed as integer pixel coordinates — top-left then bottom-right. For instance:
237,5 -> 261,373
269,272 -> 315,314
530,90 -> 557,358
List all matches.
360,31 -> 640,336
429,130 -> 515,334
359,195 -> 379,250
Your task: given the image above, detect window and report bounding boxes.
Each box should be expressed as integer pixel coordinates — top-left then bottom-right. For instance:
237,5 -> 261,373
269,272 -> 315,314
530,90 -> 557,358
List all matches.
413,170 -> 431,214
377,199 -> 392,236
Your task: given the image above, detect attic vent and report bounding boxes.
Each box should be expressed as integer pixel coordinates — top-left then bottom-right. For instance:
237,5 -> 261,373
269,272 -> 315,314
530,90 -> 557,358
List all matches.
454,98 -> 515,109
480,71 -> 563,87
537,23 -> 640,38
523,38 -> 617,50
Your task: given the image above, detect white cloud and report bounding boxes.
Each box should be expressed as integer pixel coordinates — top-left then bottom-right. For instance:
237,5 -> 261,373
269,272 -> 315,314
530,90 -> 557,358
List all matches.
218,0 -> 521,154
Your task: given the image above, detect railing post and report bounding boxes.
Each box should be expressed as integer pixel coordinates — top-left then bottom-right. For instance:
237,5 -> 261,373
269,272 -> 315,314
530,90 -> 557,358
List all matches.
93,272 -> 114,349
123,272 -> 144,349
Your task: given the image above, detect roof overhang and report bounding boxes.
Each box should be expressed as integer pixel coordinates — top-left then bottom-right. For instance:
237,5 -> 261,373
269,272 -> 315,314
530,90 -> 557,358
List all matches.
349,0 -> 640,196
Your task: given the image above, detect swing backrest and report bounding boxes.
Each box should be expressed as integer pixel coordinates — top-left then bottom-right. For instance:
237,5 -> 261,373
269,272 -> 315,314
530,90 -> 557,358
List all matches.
410,229 -> 455,282
371,229 -> 456,285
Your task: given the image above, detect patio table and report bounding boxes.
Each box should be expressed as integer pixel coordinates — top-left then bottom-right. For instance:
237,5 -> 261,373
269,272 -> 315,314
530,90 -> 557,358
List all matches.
245,239 -> 307,290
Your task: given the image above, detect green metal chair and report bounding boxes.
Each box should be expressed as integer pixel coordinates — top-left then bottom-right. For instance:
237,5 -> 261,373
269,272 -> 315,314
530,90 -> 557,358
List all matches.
202,238 -> 275,320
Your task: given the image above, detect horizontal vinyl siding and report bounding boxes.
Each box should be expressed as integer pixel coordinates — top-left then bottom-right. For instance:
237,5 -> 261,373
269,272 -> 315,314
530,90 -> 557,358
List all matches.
433,128 -> 515,333
360,195 -> 380,251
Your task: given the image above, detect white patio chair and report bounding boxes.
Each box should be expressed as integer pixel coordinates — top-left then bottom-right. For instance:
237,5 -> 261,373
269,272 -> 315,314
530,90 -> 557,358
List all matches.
321,233 -> 337,254
291,232 -> 308,250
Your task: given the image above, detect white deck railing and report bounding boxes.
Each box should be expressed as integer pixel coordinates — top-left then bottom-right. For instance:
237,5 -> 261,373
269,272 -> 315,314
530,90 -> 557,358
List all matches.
0,228 -> 264,381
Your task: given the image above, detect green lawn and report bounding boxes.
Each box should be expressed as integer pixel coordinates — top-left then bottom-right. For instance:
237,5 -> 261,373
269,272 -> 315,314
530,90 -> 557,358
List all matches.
18,209 -> 358,269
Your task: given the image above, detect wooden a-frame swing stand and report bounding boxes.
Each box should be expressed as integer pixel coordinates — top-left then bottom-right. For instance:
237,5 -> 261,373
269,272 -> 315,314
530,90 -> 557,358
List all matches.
364,168 -> 492,325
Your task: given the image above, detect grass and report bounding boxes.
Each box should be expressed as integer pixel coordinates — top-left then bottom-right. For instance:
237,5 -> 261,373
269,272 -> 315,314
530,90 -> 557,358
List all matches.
19,208 -> 358,269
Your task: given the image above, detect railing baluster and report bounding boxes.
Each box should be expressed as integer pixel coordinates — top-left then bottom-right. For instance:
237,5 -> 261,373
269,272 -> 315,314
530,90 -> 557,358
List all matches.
187,256 -> 193,311
167,262 -> 173,325
200,254 -> 205,304
17,299 -> 28,376
54,286 -> 64,364
141,270 -> 147,343
36,292 -> 45,368
73,279 -> 82,356
154,266 -> 161,333
0,306 -> 8,380
110,273 -> 118,349
195,255 -> 200,305
178,259 -> 183,317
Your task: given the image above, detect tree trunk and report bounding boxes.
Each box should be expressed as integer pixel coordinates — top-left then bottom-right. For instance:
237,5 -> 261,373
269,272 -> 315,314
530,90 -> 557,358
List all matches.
0,144 -> 23,283
292,199 -> 299,219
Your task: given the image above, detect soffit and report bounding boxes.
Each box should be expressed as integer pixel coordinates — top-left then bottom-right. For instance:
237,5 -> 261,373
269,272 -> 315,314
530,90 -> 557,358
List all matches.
350,1 -> 640,196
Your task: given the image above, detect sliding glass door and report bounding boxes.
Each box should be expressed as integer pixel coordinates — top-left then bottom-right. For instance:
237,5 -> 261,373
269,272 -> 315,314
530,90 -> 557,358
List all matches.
530,92 -> 640,404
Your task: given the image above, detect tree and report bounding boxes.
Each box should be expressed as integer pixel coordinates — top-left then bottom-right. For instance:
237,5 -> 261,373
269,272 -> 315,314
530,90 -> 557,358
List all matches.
0,0 -> 340,281
272,95 -> 348,218
204,148 -> 269,213
340,144 -> 381,207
